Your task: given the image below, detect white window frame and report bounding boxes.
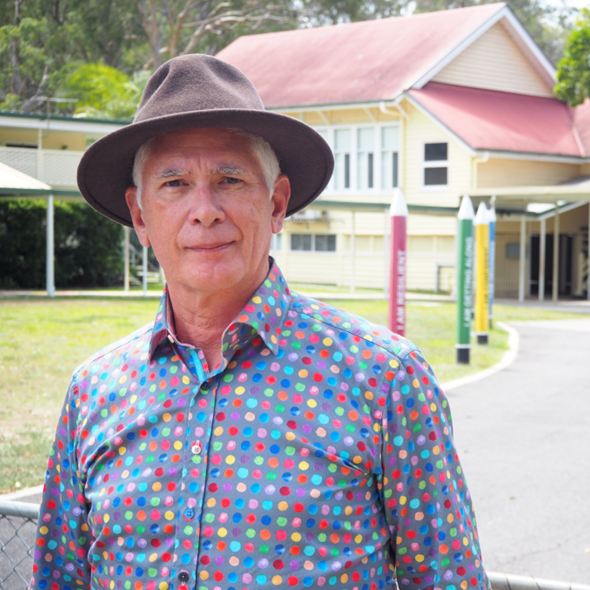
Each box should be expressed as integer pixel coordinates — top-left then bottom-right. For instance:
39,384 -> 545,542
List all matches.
380,126 -> 400,191
421,140 -> 449,191
270,233 -> 283,252
289,233 -> 337,253
311,122 -> 401,195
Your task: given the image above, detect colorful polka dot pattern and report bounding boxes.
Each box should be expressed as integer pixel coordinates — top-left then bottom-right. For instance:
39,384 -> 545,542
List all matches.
32,261 -> 489,590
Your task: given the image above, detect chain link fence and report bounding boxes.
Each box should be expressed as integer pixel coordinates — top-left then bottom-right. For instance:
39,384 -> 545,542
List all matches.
0,501 -> 39,590
1,499 -> 589,590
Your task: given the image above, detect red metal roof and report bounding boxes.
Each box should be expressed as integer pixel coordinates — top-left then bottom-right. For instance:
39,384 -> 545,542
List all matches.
408,82 -> 585,158
573,99 -> 590,157
216,4 -> 505,107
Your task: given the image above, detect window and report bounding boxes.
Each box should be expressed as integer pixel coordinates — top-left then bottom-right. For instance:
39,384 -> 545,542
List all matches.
381,127 -> 399,190
270,233 -> 282,252
291,234 -> 336,252
334,129 -> 351,190
5,142 -> 37,149
357,128 -> 374,190
423,142 -> 448,187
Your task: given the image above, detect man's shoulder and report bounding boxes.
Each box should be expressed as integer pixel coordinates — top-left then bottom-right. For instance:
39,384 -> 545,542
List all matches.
288,291 -> 419,362
71,321 -> 155,380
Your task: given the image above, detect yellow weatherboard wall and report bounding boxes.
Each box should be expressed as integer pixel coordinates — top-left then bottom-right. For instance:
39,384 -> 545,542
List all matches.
477,158 -> 579,188
403,102 -> 471,207
433,22 -> 553,97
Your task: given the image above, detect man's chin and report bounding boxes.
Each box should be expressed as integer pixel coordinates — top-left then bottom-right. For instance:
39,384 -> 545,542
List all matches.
173,264 -> 246,296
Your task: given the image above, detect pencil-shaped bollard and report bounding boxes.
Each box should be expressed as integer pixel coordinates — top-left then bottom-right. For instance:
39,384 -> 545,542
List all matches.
456,195 -> 475,364
488,202 -> 496,329
388,188 -> 408,336
475,202 -> 490,344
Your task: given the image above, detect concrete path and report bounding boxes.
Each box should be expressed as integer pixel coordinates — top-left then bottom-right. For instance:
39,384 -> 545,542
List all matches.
447,319 -> 590,584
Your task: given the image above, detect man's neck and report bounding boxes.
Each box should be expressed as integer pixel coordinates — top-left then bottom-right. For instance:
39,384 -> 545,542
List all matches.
167,261 -> 269,371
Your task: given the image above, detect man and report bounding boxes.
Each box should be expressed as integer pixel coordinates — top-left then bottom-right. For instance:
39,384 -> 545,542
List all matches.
32,54 -> 489,590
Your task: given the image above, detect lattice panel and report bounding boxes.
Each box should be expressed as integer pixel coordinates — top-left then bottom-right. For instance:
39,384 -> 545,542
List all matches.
40,150 -> 82,188
0,148 -> 37,178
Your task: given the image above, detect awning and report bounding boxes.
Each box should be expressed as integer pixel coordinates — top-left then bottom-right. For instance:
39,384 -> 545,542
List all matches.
470,176 -> 590,202
0,161 -> 52,194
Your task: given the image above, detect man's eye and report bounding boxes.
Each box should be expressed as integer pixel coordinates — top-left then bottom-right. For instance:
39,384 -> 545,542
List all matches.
223,177 -> 241,185
164,179 -> 184,187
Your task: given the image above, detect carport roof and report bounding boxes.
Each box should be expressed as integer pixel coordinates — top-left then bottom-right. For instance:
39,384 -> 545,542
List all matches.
0,161 -> 51,193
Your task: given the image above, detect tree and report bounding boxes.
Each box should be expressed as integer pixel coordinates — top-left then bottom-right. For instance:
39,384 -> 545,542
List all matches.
555,8 -> 590,107
137,0 -> 296,69
298,0 -> 405,26
0,0 -> 146,113
59,62 -> 148,119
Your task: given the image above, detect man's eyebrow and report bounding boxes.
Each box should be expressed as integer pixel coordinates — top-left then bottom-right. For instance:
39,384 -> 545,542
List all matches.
211,166 -> 250,176
156,168 -> 189,179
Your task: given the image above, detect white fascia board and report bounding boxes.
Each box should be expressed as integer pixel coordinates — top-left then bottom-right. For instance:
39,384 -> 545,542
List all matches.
499,10 -> 556,87
411,5 -> 508,90
484,150 -> 589,164
0,115 -> 125,135
536,200 -> 588,221
267,100 -> 399,114
402,92 -> 477,156
470,185 -> 590,200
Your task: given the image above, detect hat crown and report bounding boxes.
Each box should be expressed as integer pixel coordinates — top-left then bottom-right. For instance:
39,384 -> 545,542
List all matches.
135,54 -> 265,123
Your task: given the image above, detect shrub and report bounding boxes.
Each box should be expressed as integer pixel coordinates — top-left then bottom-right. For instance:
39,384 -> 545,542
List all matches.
0,199 -> 124,289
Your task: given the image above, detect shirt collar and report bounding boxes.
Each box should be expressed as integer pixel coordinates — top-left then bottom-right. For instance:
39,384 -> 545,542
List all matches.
149,258 -> 292,361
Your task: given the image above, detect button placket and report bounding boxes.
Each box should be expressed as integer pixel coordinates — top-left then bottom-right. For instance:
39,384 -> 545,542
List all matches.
172,370 -> 219,588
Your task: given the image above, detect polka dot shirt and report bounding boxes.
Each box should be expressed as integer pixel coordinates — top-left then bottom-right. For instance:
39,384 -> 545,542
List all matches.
32,261 -> 489,590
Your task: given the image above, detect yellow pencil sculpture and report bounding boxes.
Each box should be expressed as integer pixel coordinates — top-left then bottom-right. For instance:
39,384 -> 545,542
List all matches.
474,202 -> 489,344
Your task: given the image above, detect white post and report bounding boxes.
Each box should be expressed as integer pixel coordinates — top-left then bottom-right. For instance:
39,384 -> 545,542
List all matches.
539,218 -> 546,302
552,203 -> 560,303
142,245 -> 148,297
36,127 -> 43,181
124,226 -> 130,292
350,211 -> 356,294
46,194 -> 55,297
383,206 -> 389,297
518,216 -> 526,303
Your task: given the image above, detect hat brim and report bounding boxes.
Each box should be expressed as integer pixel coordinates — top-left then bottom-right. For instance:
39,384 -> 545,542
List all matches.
77,109 -> 334,227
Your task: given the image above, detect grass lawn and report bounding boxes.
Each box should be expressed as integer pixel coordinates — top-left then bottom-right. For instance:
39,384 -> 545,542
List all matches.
0,295 -> 582,493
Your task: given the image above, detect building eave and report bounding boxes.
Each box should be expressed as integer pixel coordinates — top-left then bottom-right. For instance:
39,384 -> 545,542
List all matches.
0,111 -> 128,135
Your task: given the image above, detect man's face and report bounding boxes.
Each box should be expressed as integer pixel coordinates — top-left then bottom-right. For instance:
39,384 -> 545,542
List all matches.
125,128 -> 290,300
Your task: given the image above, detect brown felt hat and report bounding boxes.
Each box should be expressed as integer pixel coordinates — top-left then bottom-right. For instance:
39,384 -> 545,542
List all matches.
77,54 -> 334,227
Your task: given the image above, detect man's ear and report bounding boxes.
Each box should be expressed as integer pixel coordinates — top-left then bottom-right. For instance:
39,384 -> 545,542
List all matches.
270,174 -> 291,234
125,187 -> 151,247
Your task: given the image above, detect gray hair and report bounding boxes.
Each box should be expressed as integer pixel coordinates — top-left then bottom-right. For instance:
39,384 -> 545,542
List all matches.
132,129 -> 281,209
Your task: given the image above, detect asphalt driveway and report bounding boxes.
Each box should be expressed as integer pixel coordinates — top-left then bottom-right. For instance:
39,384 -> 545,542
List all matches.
447,319 -> 590,584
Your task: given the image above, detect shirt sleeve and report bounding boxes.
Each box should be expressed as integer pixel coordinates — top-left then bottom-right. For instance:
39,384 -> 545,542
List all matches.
379,348 -> 490,590
31,377 -> 92,590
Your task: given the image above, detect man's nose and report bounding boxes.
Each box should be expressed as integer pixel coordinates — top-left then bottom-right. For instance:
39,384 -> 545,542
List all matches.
188,185 -> 225,227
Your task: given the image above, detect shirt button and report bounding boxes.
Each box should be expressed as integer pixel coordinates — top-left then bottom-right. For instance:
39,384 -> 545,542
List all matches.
201,381 -> 210,391
178,571 -> 189,582
183,508 -> 195,521
191,441 -> 202,455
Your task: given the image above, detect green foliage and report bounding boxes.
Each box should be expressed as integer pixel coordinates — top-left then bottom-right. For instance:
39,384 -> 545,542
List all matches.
555,8 -> 590,107
60,62 -> 147,119
0,199 -> 124,289
0,0 -> 146,113
299,0 -> 404,26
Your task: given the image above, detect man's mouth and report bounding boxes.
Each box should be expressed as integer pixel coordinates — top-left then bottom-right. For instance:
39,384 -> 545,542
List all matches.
186,241 -> 234,252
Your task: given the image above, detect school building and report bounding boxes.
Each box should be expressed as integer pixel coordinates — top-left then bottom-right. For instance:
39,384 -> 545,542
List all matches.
0,2 -> 589,300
